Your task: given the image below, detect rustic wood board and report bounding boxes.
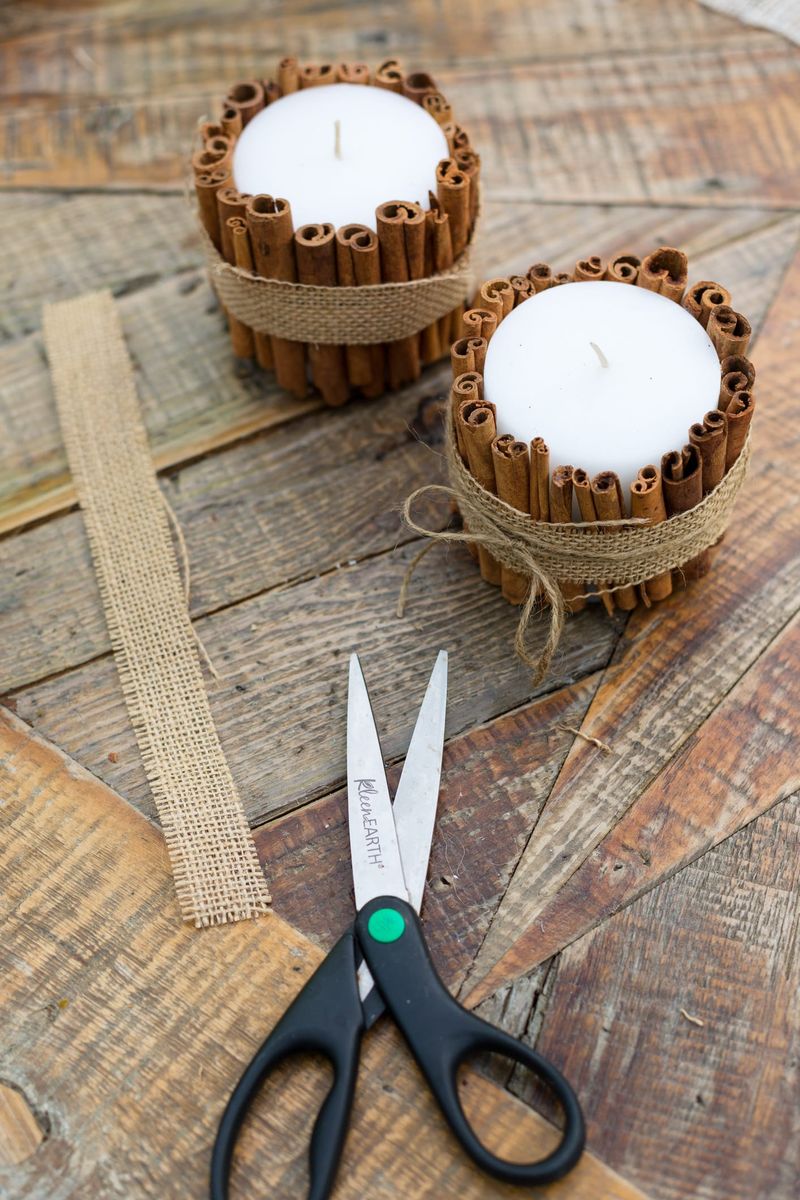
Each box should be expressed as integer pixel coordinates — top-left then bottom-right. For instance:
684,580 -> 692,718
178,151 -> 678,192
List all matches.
1,2 -> 799,1197
0,709 -> 648,1200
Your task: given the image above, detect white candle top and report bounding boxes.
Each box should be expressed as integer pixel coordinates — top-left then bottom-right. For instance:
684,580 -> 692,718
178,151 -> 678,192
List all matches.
232,84 -> 449,231
483,281 -> 721,494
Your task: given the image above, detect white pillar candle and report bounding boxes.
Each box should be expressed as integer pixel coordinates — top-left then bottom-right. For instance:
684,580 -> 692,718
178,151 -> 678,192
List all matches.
232,84 -> 449,231
483,281 -> 721,494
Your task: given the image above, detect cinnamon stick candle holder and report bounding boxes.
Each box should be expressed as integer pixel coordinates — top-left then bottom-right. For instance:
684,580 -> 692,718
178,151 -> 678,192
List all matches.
192,59 -> 480,404
404,247 -> 755,681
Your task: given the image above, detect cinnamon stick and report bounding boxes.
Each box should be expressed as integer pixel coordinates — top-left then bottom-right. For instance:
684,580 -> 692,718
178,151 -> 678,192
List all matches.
436,160 -> 470,258
299,63 -> 336,89
459,400 -> 501,585
552,272 -> 573,287
376,200 -> 426,388
661,444 -> 709,580
337,62 -> 370,84
199,122 -> 225,144
278,57 -> 300,94
630,465 -> 672,603
245,194 -> 307,398
574,255 -> 606,282
530,437 -> 550,522
194,167 -> 229,249
573,467 -> 614,615
454,147 -> 480,224
217,191 -> 255,361
220,106 -> 243,138
335,224 -> 384,397
590,472 -> 638,610
605,254 -> 640,284
492,435 -> 531,604
528,263 -> 553,293
638,247 -> 688,302
228,215 -> 267,365
462,308 -> 497,342
374,59 -> 405,93
192,147 -> 229,177
295,222 -> 349,406
442,123 -> 471,155
423,195 -> 453,363
510,275 -> 535,305
451,337 -> 478,377
423,92 -> 453,126
478,278 -> 514,323
689,410 -> 727,492
707,305 -> 752,358
549,466 -> 586,613
403,71 -> 437,104
719,354 -> 755,409
683,280 -> 731,328
226,80 -> 265,126
724,391 -> 755,470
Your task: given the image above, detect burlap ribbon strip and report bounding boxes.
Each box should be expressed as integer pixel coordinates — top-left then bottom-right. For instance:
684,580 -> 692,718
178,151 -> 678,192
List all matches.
202,232 -> 474,345
43,290 -> 271,927
403,408 -> 751,682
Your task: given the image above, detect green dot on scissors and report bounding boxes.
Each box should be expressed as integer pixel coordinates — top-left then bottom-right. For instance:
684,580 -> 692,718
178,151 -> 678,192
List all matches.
367,907 -> 406,944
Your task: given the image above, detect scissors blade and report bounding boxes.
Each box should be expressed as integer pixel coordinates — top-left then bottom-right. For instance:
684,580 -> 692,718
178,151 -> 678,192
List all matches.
347,653 -> 408,912
392,650 -> 448,914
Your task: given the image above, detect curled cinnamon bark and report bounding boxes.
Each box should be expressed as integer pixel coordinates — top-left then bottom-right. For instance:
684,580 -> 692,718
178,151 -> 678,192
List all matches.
295,222 -> 349,406
278,56 -> 300,94
528,263 -> 553,293
510,275 -> 535,305
552,272 -> 572,286
462,308 -> 497,342
707,305 -> 752,358
192,147 -> 229,177
478,278 -> 514,322
453,147 -> 480,223
683,280 -> 731,328
549,466 -> 586,613
226,80 -> 265,126
423,92 -> 453,126
374,58 -> 405,92
459,400 -> 501,585
194,167 -> 229,249
689,410 -> 727,492
200,122 -> 225,144
574,255 -> 605,282
661,444 -> 709,580
436,160 -> 470,258
724,391 -> 755,470
336,224 -> 385,397
573,467 -> 614,614
492,435 -> 531,604
451,373 -> 482,458
217,189 -> 255,361
404,71 -> 437,104
530,438 -> 550,522
442,123 -> 471,154
719,354 -> 755,409
590,472 -> 638,611
638,247 -> 688,302
423,194 -> 453,363
245,194 -> 307,398
337,62 -> 370,84
224,216 -> 256,359
630,465 -> 672,603
299,63 -> 336,88
376,200 -> 426,388
220,105 -> 243,138
228,215 -> 271,367
605,254 -> 640,284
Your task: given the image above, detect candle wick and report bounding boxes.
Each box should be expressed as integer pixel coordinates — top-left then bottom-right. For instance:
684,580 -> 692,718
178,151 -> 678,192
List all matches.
590,341 -> 609,368
334,119 -> 342,160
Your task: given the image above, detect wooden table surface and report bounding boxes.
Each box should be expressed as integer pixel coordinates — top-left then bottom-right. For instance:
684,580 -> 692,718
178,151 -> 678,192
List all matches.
1,3 -> 799,1198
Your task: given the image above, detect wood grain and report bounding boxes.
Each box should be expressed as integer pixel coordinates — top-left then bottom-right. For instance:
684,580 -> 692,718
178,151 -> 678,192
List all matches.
1,197 -> 792,536
464,243 -> 800,1003
0,708 -> 648,1200
535,794 -> 800,1200
0,1085 -> 44,1167
8,542 -> 621,825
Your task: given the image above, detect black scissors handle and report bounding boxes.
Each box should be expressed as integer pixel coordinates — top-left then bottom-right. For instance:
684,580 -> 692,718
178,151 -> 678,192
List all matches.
356,895 -> 585,1187
210,931 -> 365,1200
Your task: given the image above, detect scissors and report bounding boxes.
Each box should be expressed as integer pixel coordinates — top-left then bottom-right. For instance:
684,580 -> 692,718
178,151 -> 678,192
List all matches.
211,651 -> 585,1199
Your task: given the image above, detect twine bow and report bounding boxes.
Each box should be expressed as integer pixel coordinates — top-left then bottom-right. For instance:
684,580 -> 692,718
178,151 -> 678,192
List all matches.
402,409 -> 751,683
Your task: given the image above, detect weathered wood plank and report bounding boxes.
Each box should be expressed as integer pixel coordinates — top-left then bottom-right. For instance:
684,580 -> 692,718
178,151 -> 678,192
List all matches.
2,33 -> 797,204
0,0 -> 760,90
464,242 -> 800,1004
1,206 -> 794,685
534,794 -> 800,1200
259,676 -> 599,987
0,708 -> 647,1200
1,196 -> 789,540
8,541 -> 622,826
465,606 -> 800,1004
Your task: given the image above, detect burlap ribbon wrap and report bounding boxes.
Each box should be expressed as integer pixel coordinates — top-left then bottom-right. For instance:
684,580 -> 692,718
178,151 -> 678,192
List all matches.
202,232 -> 474,345
403,408 -> 751,682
